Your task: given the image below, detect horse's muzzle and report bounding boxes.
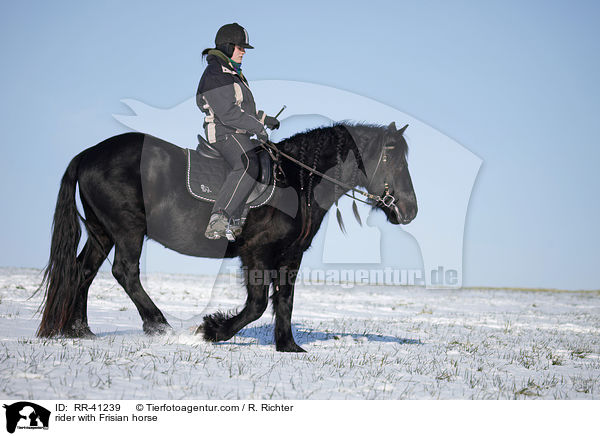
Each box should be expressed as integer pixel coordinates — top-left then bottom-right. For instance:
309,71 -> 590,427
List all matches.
392,198 -> 417,225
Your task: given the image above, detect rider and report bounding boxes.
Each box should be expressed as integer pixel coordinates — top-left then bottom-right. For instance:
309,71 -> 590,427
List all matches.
197,23 -> 280,240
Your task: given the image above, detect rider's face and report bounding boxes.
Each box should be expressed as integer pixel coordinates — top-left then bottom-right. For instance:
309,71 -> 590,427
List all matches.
231,45 -> 245,63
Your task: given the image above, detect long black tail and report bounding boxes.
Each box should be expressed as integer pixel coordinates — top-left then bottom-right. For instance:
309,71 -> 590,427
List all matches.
37,152 -> 85,337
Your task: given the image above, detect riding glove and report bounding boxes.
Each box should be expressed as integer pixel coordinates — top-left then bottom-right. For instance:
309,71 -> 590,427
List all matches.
256,129 -> 269,143
264,115 -> 280,130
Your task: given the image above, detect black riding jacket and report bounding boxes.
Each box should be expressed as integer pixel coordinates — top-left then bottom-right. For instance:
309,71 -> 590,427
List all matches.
196,50 -> 266,144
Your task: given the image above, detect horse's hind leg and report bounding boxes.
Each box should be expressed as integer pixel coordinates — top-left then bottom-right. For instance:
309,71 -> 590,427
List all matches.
62,239 -> 112,337
62,201 -> 114,338
111,233 -> 171,335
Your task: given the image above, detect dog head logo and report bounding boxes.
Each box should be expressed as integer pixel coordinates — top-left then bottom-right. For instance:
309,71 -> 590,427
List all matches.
3,402 -> 50,434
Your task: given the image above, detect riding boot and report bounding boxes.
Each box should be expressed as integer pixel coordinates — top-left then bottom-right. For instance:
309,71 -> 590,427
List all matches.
205,210 -> 230,240
205,210 -> 244,241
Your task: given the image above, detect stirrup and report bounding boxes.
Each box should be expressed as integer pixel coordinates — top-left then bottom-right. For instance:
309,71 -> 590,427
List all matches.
224,217 -> 245,241
224,228 -> 236,242
229,217 -> 245,237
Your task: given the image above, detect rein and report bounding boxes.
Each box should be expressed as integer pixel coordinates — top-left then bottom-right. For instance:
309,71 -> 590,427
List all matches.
259,138 -> 398,209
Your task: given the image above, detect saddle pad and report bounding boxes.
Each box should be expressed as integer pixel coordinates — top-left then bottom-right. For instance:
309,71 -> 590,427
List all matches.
186,148 -> 276,207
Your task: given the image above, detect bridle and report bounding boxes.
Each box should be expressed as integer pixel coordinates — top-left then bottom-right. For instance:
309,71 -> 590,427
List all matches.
260,136 -> 403,210
365,140 -> 405,208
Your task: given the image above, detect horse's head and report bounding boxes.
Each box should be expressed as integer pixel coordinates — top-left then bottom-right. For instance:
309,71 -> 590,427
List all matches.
366,122 -> 417,225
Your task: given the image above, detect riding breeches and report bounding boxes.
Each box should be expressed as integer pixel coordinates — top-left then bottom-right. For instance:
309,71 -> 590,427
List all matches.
211,133 -> 260,219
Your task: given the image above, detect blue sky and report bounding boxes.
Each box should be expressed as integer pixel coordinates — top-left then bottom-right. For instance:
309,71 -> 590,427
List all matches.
1,0 -> 599,289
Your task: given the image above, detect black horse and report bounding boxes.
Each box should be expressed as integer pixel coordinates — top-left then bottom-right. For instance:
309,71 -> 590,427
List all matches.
36,121 -> 417,352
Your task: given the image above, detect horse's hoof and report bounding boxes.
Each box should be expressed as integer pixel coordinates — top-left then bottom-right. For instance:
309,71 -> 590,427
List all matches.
143,322 -> 172,336
62,323 -> 96,339
276,342 -> 306,353
75,328 -> 96,339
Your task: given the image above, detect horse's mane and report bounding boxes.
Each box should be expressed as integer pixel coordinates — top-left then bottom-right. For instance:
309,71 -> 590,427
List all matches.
279,121 -> 408,158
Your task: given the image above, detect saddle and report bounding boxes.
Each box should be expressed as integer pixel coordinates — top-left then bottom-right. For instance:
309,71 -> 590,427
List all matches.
186,134 -> 276,209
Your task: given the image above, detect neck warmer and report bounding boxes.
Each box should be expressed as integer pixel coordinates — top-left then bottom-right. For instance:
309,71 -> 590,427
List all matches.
208,49 -> 246,81
229,58 -> 242,74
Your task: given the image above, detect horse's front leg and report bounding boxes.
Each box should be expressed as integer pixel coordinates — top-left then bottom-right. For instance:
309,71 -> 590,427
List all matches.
272,255 -> 305,352
200,260 -> 271,343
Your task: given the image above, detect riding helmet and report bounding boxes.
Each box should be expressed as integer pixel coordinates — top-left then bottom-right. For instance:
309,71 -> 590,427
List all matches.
215,23 -> 254,57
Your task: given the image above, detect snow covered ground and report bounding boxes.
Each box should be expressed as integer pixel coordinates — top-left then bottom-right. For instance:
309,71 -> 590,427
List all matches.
1,267 -> 598,400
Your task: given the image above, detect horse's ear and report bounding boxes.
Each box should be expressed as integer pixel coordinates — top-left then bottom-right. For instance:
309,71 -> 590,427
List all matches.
398,124 -> 408,135
388,121 -> 396,131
